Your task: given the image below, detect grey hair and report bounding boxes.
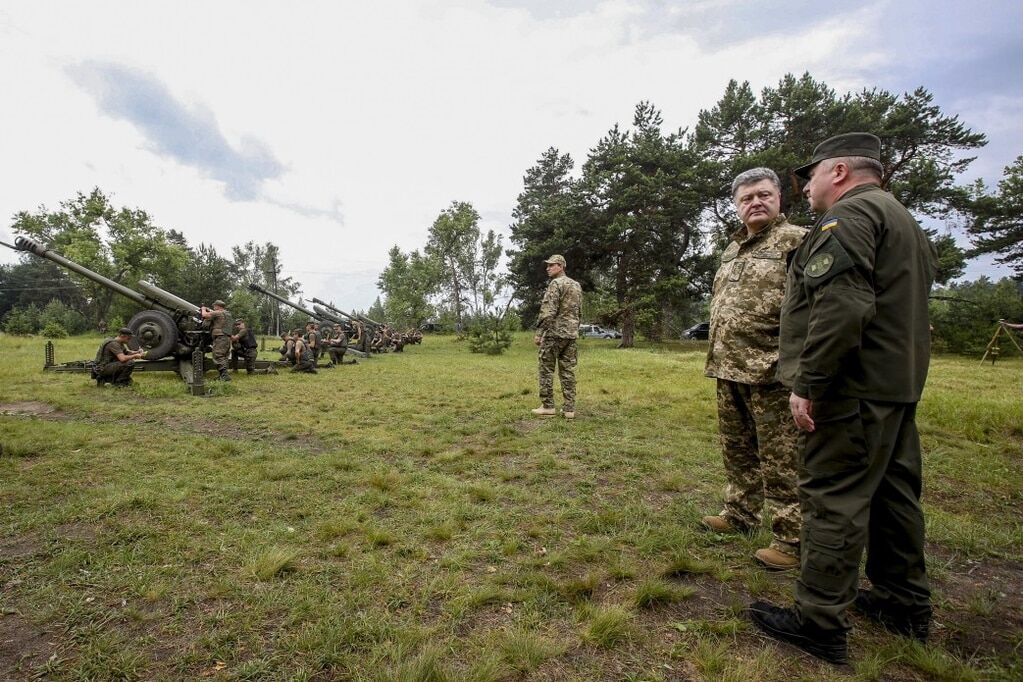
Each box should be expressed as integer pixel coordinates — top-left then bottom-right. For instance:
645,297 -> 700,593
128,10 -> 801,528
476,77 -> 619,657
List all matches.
825,156 -> 884,181
731,167 -> 781,197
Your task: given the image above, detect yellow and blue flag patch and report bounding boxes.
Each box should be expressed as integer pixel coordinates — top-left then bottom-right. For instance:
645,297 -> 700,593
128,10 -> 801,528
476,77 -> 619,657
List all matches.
820,219 -> 839,232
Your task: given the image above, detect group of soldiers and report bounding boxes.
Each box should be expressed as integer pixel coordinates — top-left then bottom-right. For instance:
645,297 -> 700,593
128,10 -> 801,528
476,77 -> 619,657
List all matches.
533,133 -> 940,666
277,321 -> 351,373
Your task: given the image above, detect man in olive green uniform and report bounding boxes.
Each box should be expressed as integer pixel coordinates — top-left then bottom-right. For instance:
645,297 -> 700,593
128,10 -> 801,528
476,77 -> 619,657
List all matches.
201,299 -> 232,381
703,168 -> 807,571
750,133 -> 937,665
532,254 -> 582,419
292,331 -> 317,373
230,319 -> 259,374
94,327 -> 146,386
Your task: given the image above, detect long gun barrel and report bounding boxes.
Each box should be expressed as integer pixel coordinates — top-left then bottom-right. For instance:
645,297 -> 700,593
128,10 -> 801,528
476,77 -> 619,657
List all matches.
248,283 -> 325,323
310,297 -> 381,328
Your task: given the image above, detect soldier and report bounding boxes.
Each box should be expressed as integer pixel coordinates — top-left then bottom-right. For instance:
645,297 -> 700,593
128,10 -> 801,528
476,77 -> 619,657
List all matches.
325,323 -> 349,366
702,168 -> 807,571
749,133 -> 938,665
532,254 -> 582,419
200,299 -> 232,381
94,327 -> 146,387
230,319 -> 259,374
292,330 -> 317,373
305,321 -> 321,364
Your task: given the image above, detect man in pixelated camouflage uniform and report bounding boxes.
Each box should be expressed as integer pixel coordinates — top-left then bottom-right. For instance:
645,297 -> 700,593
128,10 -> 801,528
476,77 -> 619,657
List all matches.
532,254 -> 583,419
702,167 -> 808,571
201,299 -> 233,382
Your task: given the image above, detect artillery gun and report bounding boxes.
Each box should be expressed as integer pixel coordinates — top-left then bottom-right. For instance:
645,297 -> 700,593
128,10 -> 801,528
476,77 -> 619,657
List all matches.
4,236 -> 276,394
247,283 -> 369,358
309,298 -> 380,355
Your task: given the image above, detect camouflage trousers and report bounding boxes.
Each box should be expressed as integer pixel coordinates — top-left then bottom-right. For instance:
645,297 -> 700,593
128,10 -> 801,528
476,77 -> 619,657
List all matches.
211,335 -> 231,373
715,379 -> 800,554
538,337 -> 577,411
231,347 -> 258,373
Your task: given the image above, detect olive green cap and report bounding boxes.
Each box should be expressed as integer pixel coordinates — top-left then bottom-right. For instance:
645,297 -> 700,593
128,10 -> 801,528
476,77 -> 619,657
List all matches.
212,299 -> 226,307
794,132 -> 882,179
544,254 -> 566,267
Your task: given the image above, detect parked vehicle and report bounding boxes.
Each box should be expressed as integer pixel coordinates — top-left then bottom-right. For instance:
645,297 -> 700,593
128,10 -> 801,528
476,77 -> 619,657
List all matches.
682,322 -> 710,340
579,324 -> 622,339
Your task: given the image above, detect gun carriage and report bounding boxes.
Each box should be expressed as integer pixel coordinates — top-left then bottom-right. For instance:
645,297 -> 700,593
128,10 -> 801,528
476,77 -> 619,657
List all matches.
247,283 -> 369,359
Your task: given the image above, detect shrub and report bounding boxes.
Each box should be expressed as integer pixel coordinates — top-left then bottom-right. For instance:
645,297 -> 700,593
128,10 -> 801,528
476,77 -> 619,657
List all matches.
3,304 -> 40,335
40,321 -> 69,338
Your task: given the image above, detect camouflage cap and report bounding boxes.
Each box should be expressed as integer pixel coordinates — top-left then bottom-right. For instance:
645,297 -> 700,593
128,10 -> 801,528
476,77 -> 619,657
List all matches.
795,132 -> 882,179
117,327 -> 133,336
212,299 -> 226,307
544,254 -> 567,267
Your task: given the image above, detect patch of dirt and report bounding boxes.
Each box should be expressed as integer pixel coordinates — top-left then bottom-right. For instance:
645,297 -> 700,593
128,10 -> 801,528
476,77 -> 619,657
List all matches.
0,611 -> 57,679
0,402 -> 61,417
927,546 -> 1023,664
0,535 -> 42,563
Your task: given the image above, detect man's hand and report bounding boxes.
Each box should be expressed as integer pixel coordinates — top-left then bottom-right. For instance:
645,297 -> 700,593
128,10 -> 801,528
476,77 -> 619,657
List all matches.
533,334 -> 542,346
789,392 -> 815,432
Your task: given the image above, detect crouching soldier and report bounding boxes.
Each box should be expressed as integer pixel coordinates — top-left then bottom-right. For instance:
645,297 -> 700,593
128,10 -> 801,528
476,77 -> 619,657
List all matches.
325,324 -> 349,366
94,327 -> 145,387
230,319 -> 259,373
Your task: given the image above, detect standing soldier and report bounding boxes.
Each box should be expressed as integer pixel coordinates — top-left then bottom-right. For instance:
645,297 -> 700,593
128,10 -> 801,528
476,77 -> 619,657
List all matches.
305,321 -> 321,364
702,168 -> 807,571
201,299 -> 232,381
94,327 -> 146,387
230,319 -> 259,374
749,133 -> 938,664
532,254 -> 582,419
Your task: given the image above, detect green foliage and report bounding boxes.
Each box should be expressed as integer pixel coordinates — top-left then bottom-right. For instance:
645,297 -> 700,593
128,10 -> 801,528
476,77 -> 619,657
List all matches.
39,299 -> 89,335
968,155 -> 1023,277
424,201 -> 483,331
930,278 -> 1023,355
227,287 -> 261,331
40,321 -> 69,338
378,246 -> 440,329
466,315 -> 514,355
2,303 -> 40,334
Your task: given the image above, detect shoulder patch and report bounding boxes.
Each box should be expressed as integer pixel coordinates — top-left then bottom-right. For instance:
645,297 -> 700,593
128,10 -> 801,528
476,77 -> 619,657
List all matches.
720,242 -> 739,262
820,219 -> 839,232
806,252 -> 835,278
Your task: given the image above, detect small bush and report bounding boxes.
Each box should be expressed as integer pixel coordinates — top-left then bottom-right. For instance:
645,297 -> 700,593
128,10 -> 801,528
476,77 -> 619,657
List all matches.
41,321 -> 69,338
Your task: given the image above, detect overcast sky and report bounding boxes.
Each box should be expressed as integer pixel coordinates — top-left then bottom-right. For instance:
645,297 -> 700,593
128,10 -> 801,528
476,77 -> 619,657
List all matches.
1,0 -> 1020,308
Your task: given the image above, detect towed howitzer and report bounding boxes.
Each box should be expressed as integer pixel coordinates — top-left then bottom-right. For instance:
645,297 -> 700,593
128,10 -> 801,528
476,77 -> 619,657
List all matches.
3,236 -> 247,393
247,283 -> 368,358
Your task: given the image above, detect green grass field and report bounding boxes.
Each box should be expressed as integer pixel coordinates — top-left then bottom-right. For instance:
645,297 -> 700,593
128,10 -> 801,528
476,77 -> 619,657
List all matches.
1,332 -> 1021,681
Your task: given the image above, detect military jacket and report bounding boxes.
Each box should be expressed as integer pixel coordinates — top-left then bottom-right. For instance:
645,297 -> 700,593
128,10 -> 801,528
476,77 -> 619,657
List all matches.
97,339 -> 126,366
705,216 -> 807,385
537,274 -> 582,339
208,309 -> 231,337
778,184 -> 937,402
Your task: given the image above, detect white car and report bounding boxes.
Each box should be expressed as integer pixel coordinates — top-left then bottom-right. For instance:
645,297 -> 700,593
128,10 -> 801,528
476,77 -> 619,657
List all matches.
579,324 -> 621,339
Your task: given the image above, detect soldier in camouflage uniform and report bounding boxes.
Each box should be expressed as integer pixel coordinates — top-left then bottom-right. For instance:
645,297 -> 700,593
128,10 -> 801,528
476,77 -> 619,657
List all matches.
201,299 -> 232,381
702,168 -> 807,570
532,254 -> 583,419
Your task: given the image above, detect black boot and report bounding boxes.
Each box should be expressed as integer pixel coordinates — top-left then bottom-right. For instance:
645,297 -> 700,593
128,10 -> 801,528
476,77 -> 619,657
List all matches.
749,601 -> 848,665
218,369 -> 231,382
853,589 -> 930,642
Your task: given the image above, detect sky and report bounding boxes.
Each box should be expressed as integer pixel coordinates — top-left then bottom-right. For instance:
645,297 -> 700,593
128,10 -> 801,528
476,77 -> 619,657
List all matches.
1,0 -> 1020,309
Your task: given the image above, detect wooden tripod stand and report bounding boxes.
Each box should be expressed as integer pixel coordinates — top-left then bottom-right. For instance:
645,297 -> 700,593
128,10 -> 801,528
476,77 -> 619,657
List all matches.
980,321 -> 1023,365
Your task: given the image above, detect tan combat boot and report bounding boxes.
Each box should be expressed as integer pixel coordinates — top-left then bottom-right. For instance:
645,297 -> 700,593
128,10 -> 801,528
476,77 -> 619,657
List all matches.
531,406 -> 557,417
562,410 -> 575,419
701,515 -> 740,534
754,547 -> 799,571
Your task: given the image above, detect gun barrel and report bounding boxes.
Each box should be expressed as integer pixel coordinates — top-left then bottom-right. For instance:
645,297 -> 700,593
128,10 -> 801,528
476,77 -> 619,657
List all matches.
248,282 -> 321,321
136,281 -> 201,315
12,236 -> 151,308
310,297 -> 356,321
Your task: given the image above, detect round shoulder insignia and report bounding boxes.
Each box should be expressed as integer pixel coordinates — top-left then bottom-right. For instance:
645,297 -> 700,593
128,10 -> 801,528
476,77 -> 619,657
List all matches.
806,252 -> 835,278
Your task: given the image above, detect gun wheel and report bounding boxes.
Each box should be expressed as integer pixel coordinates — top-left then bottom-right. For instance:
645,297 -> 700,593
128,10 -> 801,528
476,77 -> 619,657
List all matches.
128,310 -> 178,359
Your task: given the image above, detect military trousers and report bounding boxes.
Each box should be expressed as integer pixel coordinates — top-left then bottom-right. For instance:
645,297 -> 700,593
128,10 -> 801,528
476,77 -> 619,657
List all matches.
715,379 -> 800,553
211,335 -> 231,372
796,397 -> 930,633
538,337 -> 577,411
231,347 -> 257,373
96,361 -> 134,386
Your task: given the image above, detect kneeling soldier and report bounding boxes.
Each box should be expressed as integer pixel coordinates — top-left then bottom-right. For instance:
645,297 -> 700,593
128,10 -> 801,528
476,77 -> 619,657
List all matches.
94,327 -> 145,387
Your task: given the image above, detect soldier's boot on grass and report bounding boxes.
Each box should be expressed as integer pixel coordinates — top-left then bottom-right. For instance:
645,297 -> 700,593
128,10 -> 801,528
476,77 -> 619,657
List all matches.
853,589 -> 930,642
562,409 -> 575,419
531,406 -> 557,417
701,515 -> 746,534
754,547 -> 799,571
748,601 -> 848,665
218,369 -> 231,382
